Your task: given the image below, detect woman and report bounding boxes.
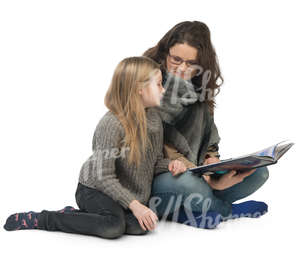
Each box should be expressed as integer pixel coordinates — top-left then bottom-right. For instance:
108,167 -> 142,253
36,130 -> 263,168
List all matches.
5,56 -> 218,238
143,21 -> 269,222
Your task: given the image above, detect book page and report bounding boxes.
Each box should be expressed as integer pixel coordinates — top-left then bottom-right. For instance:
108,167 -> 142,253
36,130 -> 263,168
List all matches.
190,140 -> 294,175
191,156 -> 276,175
275,142 -> 295,160
252,145 -> 277,159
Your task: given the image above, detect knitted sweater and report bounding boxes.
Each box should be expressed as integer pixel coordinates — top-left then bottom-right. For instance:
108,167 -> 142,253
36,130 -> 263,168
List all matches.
78,107 -> 171,209
157,69 -> 221,166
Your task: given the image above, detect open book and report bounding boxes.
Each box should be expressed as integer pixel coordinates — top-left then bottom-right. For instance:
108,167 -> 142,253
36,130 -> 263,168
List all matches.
189,140 -> 294,176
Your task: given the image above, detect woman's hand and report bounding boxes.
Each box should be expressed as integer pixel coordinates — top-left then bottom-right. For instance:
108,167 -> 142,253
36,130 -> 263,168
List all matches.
203,169 -> 256,190
168,159 -> 187,176
203,156 -> 221,165
129,200 -> 158,231
202,156 -> 256,190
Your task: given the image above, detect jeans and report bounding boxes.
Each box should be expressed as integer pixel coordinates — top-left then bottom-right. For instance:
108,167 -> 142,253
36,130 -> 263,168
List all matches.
38,183 -> 148,239
150,166 -> 269,217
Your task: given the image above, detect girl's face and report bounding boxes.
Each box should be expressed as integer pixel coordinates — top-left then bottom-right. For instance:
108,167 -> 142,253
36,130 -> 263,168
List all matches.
166,43 -> 199,80
139,70 -> 165,108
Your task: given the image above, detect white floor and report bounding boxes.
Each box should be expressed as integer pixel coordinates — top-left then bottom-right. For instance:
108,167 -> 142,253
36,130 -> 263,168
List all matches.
1,170 -> 298,253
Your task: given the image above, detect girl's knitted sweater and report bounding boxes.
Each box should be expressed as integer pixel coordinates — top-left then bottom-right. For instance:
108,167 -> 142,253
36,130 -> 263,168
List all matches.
78,107 -> 171,209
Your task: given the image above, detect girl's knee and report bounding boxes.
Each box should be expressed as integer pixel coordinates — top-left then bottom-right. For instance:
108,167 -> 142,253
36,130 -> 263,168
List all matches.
96,216 -> 126,239
125,226 -> 148,236
104,224 -> 125,239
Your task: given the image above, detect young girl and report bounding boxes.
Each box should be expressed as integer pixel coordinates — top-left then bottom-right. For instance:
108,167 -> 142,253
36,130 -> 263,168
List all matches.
4,57 -> 192,238
4,56 -> 214,238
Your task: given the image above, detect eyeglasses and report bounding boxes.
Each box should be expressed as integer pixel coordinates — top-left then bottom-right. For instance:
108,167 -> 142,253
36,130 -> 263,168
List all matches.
168,52 -> 198,68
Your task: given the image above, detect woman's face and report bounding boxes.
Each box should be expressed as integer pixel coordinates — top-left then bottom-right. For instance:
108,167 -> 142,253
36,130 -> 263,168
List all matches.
166,43 -> 199,80
139,70 -> 165,108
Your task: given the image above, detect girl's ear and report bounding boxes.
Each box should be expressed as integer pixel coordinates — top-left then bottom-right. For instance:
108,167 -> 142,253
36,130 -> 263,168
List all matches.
138,89 -> 143,95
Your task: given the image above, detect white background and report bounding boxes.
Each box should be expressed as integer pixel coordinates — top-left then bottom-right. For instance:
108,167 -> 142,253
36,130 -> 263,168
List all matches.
0,0 -> 299,252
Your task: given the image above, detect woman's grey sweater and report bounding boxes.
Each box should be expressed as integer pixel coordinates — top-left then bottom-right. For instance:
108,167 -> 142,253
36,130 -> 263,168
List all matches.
78,107 -> 171,209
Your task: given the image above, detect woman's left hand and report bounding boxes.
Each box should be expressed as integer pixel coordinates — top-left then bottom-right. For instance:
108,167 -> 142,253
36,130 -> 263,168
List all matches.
168,159 -> 187,176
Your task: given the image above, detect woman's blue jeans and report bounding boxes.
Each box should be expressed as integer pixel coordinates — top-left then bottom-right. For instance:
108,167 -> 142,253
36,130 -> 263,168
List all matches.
149,167 -> 269,218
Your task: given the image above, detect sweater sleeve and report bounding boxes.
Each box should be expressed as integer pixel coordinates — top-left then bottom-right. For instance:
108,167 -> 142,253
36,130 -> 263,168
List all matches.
154,132 -> 171,176
88,115 -> 136,209
154,154 -> 171,176
205,119 -> 221,159
163,143 -> 197,168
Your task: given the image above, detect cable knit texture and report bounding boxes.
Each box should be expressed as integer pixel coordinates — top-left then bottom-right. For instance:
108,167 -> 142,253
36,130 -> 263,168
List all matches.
78,107 -> 171,209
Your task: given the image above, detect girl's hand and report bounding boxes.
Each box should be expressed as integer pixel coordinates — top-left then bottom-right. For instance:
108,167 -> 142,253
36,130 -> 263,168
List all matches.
168,159 -> 187,176
129,200 -> 158,231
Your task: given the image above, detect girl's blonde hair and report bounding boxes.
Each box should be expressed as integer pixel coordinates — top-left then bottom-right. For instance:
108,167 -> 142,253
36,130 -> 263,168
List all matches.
104,56 -> 161,167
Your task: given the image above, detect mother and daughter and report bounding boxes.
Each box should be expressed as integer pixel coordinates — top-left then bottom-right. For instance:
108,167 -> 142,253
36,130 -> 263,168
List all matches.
4,21 -> 269,239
